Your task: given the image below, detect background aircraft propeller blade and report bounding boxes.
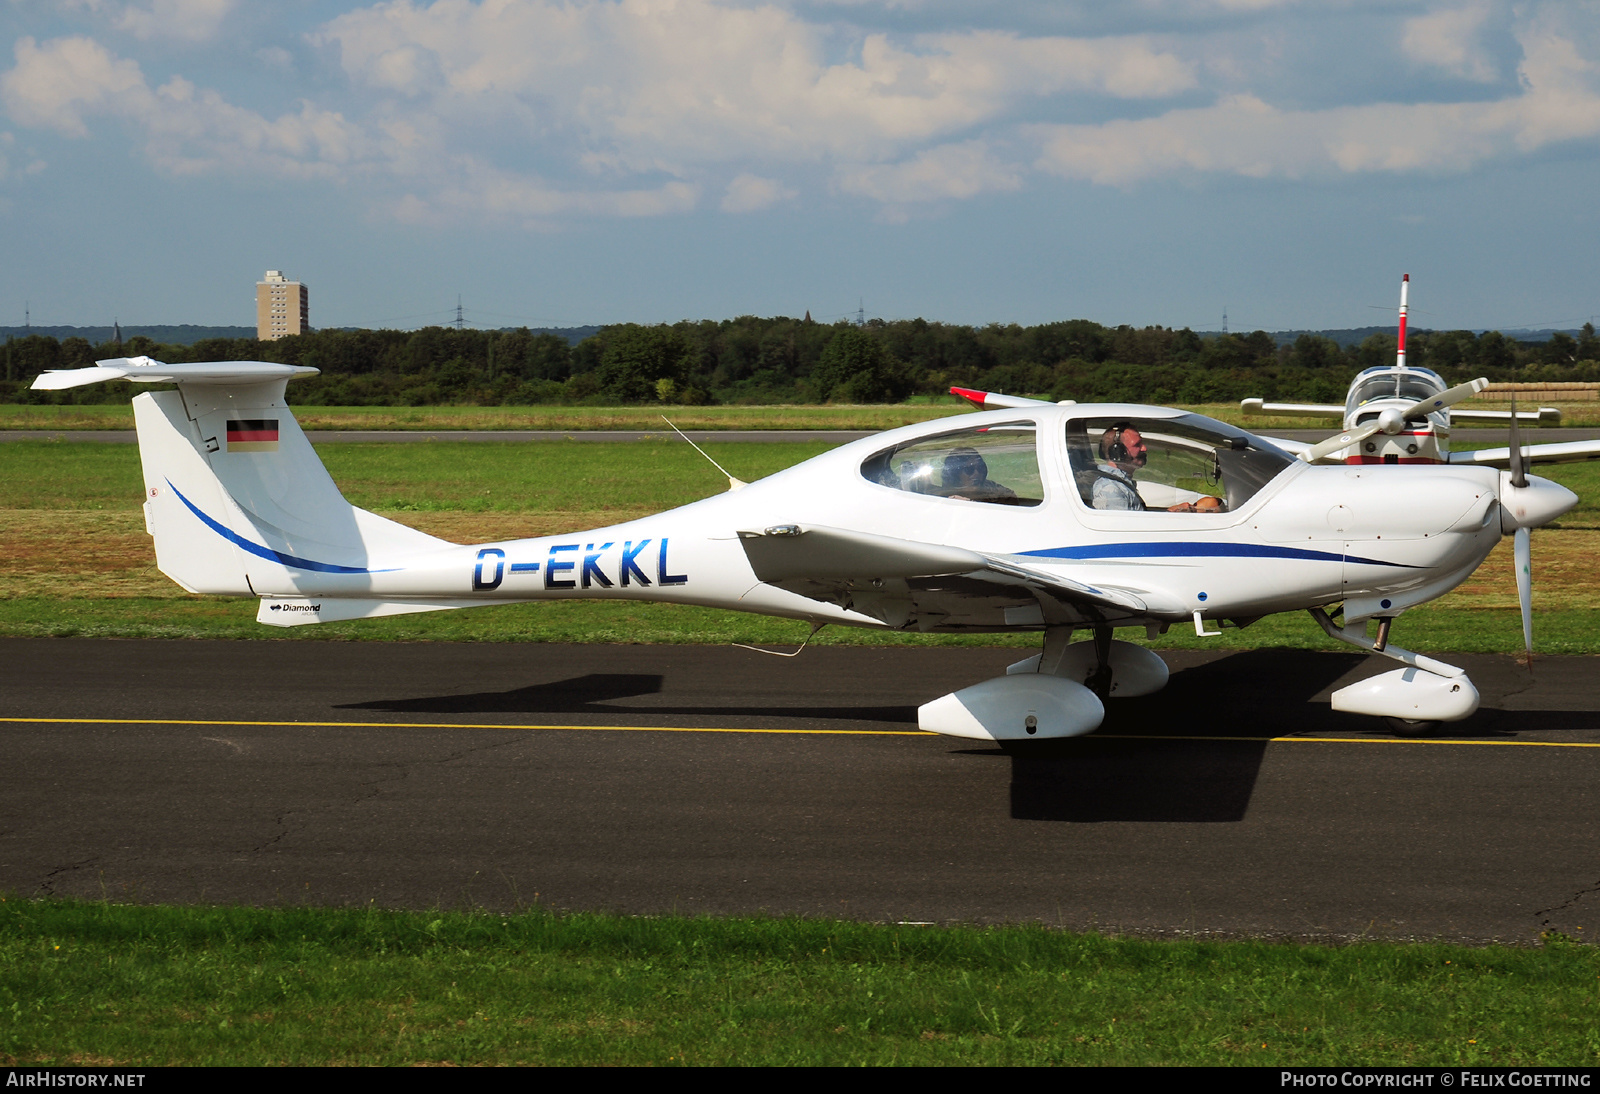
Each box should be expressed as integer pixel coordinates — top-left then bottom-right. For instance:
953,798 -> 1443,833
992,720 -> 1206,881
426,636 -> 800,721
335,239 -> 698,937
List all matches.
1407,378 -> 1490,422
1301,422 -> 1382,463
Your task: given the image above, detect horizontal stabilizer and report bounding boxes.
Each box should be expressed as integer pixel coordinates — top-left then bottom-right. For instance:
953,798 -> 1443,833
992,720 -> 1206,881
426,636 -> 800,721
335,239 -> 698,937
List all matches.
31,357 -> 319,391
257,597 -> 499,627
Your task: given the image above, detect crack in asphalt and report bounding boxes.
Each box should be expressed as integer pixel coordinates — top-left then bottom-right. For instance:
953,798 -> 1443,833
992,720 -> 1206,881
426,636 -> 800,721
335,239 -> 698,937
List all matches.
1533,879 -> 1600,933
36,857 -> 101,897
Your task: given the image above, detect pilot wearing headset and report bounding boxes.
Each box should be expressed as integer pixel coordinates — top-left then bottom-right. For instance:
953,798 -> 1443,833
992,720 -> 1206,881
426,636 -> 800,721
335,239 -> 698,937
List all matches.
942,446 -> 1016,502
1092,424 -> 1147,510
1092,424 -> 1226,513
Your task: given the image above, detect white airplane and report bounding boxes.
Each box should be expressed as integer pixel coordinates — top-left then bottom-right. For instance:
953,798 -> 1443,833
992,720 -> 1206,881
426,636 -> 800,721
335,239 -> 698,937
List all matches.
1239,275 -> 1600,470
33,355 -> 1578,740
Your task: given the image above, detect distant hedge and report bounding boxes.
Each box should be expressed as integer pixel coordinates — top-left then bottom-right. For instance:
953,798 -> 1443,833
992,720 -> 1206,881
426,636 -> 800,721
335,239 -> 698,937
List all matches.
5,318 -> 1597,406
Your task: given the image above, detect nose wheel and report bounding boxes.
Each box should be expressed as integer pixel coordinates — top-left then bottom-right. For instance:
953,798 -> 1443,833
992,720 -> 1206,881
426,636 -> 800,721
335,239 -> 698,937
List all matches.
1309,608 -> 1480,730
1384,717 -> 1440,737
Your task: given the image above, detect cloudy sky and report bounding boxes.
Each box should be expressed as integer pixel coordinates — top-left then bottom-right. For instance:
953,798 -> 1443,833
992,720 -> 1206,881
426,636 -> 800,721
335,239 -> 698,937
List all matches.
4,0 -> 1600,333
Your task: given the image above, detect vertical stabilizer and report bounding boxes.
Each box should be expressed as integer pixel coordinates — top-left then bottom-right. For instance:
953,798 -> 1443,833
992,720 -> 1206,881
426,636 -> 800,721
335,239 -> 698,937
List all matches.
1396,273 -> 1410,370
34,358 -> 455,599
135,390 -> 254,594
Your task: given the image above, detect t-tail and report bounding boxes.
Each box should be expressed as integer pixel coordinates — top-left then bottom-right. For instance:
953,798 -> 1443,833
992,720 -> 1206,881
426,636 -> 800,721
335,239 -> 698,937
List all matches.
32,356 -> 742,630
32,357 -> 465,623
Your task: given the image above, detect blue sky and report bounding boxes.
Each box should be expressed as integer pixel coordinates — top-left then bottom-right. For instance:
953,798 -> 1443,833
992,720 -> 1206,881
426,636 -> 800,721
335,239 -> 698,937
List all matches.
4,0 -> 1599,333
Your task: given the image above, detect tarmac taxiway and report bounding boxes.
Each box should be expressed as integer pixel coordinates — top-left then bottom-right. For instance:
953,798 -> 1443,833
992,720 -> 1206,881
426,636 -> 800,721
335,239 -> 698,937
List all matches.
3,637 -> 1598,944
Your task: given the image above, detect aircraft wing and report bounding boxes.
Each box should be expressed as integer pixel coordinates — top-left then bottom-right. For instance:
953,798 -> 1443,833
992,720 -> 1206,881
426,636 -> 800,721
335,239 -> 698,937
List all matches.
1447,440 -> 1600,468
1240,398 -> 1345,419
1451,407 -> 1562,424
950,387 -> 1063,411
737,524 -> 1148,630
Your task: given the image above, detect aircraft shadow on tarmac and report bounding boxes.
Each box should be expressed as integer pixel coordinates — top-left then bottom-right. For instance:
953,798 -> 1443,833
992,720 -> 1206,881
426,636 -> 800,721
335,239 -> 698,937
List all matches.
337,672 -> 920,724
1000,648 -> 1600,821
334,650 -> 1596,824
993,648 -> 1371,823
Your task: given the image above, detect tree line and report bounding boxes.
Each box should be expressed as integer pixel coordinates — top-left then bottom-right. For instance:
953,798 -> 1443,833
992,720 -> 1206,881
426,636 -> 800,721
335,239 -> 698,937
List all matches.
5,317 -> 1599,406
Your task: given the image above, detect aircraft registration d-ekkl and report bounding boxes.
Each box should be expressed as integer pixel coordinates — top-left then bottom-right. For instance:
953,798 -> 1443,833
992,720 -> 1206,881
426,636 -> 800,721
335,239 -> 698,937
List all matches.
33,353 -> 1578,740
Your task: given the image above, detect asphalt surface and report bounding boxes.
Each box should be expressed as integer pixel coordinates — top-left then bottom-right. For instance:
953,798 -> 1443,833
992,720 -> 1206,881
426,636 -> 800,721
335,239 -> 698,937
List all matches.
3,637 -> 1599,944
5,428 -> 1600,445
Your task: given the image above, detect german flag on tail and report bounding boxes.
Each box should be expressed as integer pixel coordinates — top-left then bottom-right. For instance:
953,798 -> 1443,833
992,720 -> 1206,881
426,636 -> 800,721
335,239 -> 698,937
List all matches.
226,419 -> 279,452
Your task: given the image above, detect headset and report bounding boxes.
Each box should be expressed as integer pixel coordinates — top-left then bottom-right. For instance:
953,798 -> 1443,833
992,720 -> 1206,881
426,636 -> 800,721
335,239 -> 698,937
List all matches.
1101,422 -> 1136,464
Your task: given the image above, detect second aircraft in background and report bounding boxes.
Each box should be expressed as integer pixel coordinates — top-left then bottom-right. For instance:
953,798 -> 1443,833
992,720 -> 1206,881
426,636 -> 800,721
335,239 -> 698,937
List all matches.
1239,274 -> 1600,469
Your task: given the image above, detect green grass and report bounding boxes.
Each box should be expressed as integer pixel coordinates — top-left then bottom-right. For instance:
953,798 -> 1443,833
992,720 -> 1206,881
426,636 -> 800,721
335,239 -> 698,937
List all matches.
0,402 -> 976,432
10,399 -> 1600,430
0,439 -> 832,512
1,597 -> 1593,655
5,899 -> 1599,1066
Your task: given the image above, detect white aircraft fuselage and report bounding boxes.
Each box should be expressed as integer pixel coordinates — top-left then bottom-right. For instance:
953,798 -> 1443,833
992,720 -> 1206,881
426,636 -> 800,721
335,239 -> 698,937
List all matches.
35,357 -> 1577,739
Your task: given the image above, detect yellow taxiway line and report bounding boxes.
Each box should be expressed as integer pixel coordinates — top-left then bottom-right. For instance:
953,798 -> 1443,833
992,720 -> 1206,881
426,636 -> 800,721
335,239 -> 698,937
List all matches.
3,717 -> 1599,747
0,716 -> 920,736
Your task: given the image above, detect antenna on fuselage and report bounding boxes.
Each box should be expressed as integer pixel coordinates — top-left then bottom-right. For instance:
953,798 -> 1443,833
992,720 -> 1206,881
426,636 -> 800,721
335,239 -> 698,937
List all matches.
661,415 -> 747,491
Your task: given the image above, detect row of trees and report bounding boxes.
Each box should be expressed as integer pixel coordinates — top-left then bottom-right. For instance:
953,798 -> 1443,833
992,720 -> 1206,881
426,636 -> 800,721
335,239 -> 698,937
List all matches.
5,317 -> 1599,406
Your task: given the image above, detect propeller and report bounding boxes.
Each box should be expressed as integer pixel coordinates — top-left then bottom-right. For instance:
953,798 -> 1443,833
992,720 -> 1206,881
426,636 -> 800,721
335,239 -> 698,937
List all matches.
1498,393 -> 1580,669
1299,377 -> 1490,463
1509,396 -> 1533,665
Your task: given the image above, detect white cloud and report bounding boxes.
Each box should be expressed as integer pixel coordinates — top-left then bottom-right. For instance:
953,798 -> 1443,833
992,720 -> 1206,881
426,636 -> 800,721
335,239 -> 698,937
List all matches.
8,0 -> 1599,228
117,0 -> 236,42
1031,8 -> 1600,185
1,36 -> 146,138
424,160 -> 700,223
1030,94 -> 1500,185
1402,3 -> 1499,82
721,172 -> 795,212
315,0 -> 1196,168
835,140 -> 1021,203
0,36 -> 368,178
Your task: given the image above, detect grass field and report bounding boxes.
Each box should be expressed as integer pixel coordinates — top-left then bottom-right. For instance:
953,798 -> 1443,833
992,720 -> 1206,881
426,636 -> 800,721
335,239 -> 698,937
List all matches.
1,438 -> 1596,652
5,900 -> 1600,1066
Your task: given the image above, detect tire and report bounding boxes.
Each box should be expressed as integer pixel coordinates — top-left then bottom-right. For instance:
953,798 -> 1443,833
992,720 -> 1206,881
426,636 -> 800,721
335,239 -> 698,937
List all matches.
1385,717 -> 1439,737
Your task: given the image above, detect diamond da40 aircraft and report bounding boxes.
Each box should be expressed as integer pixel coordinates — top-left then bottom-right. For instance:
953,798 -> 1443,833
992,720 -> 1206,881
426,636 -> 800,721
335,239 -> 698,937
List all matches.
34,354 -> 1578,739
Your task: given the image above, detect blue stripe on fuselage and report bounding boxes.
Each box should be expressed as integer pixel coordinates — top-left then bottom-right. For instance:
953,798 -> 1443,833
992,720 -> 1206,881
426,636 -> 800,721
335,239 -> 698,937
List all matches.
1016,542 -> 1413,567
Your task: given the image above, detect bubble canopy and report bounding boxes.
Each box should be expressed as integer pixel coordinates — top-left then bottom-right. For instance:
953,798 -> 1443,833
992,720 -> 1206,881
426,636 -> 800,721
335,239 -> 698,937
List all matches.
858,410 -> 1295,514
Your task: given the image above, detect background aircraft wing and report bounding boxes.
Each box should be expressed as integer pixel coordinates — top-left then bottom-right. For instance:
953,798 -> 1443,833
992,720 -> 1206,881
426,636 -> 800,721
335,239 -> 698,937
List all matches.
1240,398 -> 1345,419
1447,440 -> 1600,468
1451,407 -> 1562,424
737,524 -> 1147,629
